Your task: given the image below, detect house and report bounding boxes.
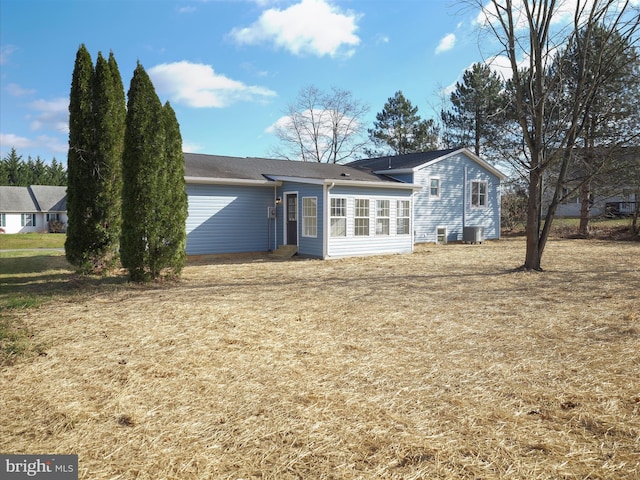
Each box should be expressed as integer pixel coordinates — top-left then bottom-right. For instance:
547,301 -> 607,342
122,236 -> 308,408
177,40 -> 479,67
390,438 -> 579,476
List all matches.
348,148 -> 506,243
184,153 -> 421,258
545,147 -> 639,218
0,185 -> 67,234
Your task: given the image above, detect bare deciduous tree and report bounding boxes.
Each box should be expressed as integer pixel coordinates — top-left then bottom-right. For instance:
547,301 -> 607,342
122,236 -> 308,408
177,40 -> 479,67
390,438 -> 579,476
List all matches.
476,0 -> 640,270
269,85 -> 370,163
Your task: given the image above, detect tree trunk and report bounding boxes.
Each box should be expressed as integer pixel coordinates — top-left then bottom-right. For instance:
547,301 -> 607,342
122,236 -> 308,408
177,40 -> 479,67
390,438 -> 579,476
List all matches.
524,168 -> 543,271
632,192 -> 640,238
578,179 -> 591,237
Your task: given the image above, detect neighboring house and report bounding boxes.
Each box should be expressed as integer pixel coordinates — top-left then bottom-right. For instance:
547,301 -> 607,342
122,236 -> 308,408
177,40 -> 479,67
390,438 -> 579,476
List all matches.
184,153 -> 421,258
348,148 -> 506,243
545,148 -> 639,218
0,185 -> 67,234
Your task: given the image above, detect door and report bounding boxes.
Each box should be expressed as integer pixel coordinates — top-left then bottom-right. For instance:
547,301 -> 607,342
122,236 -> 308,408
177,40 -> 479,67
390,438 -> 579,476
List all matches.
286,193 -> 298,245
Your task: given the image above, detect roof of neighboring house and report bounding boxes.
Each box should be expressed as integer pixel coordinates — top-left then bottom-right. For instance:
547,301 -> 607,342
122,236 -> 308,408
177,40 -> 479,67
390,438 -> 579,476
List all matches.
0,185 -> 67,213
348,147 -> 507,180
184,153 -> 415,186
29,185 -> 67,211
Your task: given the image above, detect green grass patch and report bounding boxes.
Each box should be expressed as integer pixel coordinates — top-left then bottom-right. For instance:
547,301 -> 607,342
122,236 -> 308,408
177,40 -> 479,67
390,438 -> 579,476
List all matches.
0,233 -> 66,250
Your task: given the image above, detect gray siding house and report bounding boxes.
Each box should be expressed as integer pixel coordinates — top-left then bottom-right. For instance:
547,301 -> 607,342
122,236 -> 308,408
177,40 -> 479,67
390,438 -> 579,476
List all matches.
0,185 -> 67,234
184,154 -> 421,258
348,148 -> 506,243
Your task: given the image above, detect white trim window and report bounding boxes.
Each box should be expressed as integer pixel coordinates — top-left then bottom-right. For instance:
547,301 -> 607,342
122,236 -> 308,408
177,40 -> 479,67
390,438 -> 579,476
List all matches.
354,199 -> 370,236
21,213 -> 36,227
376,200 -> 390,235
430,177 -> 440,198
0,213 -> 6,228
471,180 -> 488,208
396,200 -> 410,235
46,213 -> 60,222
302,197 -> 317,238
330,197 -> 347,237
437,226 -> 447,244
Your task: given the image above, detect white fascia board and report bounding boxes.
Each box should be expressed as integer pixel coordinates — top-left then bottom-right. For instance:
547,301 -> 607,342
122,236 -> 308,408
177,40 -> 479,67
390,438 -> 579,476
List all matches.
184,176 -> 281,187
268,175 -> 422,190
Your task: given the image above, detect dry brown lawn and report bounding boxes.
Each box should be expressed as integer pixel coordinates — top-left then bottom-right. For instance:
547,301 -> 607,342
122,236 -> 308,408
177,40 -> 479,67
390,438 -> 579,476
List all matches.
1,238 -> 639,479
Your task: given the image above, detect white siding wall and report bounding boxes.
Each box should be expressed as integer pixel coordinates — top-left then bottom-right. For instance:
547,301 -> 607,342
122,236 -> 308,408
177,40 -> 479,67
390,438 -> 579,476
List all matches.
326,186 -> 414,258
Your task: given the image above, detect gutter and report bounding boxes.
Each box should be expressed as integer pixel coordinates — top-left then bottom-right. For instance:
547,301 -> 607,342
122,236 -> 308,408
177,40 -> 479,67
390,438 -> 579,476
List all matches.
184,176 -> 282,186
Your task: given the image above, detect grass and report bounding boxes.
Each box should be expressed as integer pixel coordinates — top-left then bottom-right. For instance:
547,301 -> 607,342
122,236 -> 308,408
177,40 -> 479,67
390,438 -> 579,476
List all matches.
0,238 -> 639,479
0,232 -> 66,250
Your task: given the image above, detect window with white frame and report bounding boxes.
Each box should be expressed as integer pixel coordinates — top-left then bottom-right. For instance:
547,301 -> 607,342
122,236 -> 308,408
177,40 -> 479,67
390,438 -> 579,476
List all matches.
330,197 -> 347,237
471,181 -> 487,208
354,199 -> 370,236
396,200 -> 410,235
437,227 -> 447,244
376,200 -> 390,235
302,197 -> 317,237
0,214 -> 5,228
430,177 -> 440,198
46,213 -> 60,222
21,213 -> 36,227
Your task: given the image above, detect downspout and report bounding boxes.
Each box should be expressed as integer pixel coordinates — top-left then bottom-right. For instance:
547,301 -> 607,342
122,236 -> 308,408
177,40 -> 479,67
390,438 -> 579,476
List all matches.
324,182 -> 335,259
463,166 -> 468,233
273,185 -> 278,251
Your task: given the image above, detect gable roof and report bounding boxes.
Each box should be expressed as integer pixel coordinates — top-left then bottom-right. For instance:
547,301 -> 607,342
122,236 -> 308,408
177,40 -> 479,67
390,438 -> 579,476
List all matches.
184,153 -> 419,189
0,185 -> 67,213
29,185 -> 67,211
348,147 -> 507,180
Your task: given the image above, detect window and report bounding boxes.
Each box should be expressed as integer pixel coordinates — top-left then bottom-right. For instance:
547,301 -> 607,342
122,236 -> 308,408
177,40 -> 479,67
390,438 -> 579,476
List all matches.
396,200 -> 410,235
330,198 -> 347,237
21,214 -> 36,227
354,199 -> 370,236
437,227 -> 447,244
376,200 -> 390,235
430,178 -> 440,198
302,197 -> 317,237
0,214 -> 5,228
471,181 -> 487,208
46,213 -> 60,222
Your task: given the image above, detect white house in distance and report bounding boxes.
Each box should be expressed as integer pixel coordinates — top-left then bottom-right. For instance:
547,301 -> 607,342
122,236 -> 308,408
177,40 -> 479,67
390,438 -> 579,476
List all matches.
0,185 -> 67,234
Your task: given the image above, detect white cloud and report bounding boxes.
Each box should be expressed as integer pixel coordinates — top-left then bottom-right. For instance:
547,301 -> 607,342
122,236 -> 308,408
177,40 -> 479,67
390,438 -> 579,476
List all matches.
0,133 -> 67,155
28,98 -> 69,134
177,6 -> 197,13
435,33 -> 456,54
148,61 -> 276,108
229,0 -> 361,58
0,45 -> 17,65
6,83 -> 36,97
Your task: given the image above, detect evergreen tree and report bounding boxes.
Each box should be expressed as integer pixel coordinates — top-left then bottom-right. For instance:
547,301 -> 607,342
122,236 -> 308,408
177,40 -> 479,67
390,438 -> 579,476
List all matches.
48,158 -> 67,185
157,101 -> 188,277
65,44 -> 95,269
121,62 -> 167,282
65,46 -> 125,273
89,51 -> 126,270
367,91 -> 439,156
3,148 -> 24,185
0,149 -> 67,186
441,63 -> 506,159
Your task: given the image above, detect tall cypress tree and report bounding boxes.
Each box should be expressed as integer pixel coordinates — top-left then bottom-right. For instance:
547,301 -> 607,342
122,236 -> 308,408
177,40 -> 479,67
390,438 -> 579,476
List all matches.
121,62 -> 166,282
65,46 -> 125,273
158,102 -> 188,277
65,44 -> 95,269
91,51 -> 126,270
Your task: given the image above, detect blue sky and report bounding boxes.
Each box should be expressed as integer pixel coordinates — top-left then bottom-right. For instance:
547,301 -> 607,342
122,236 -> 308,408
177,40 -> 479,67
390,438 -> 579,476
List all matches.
1,0 -> 503,164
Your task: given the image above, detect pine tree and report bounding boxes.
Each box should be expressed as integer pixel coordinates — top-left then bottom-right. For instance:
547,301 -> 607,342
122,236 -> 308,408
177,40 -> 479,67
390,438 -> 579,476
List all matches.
441,63 -> 506,159
121,62 -> 167,282
65,44 -> 95,269
367,91 -> 439,156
